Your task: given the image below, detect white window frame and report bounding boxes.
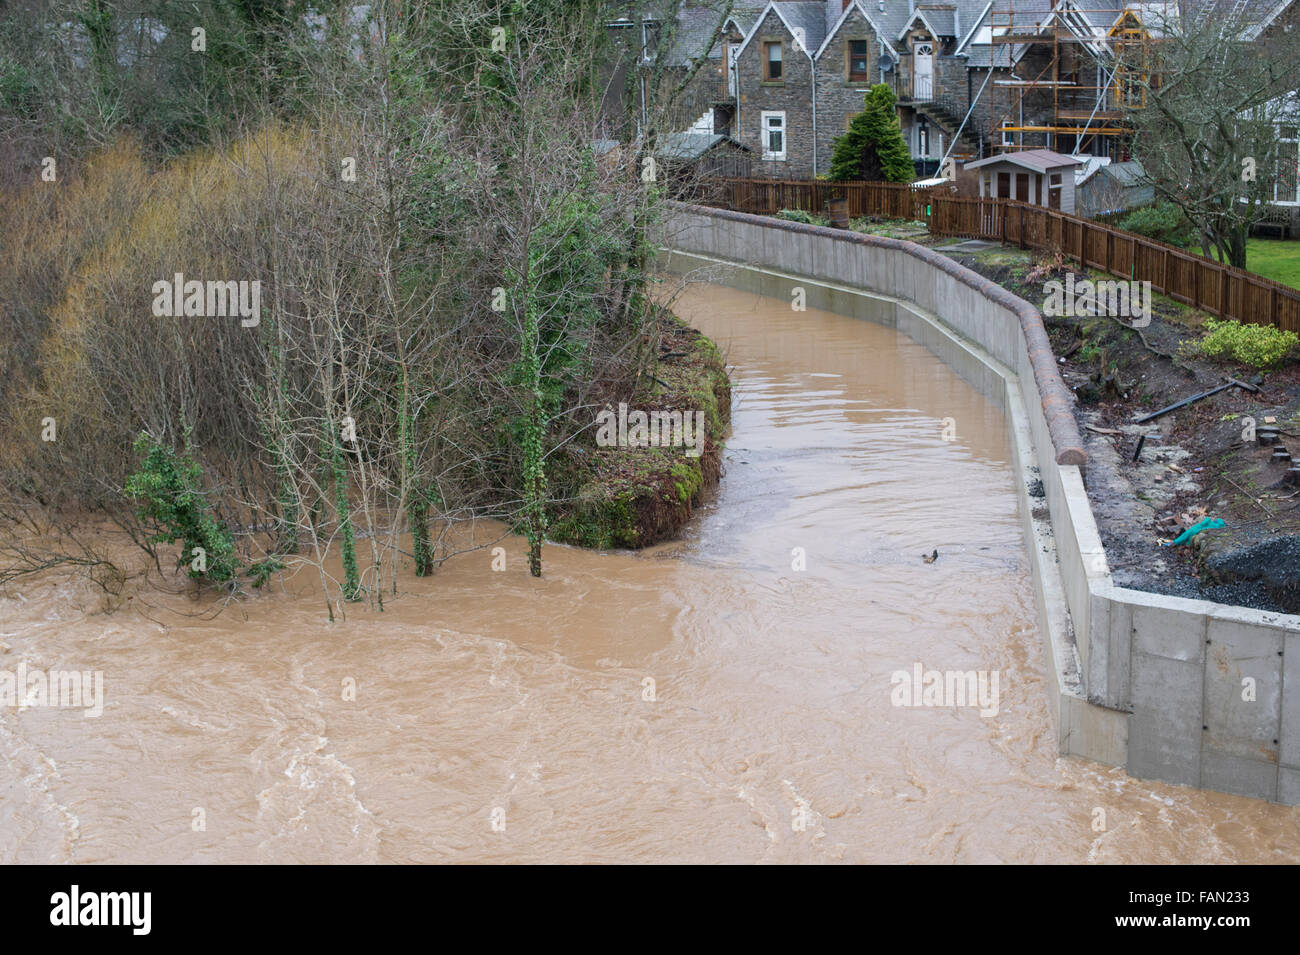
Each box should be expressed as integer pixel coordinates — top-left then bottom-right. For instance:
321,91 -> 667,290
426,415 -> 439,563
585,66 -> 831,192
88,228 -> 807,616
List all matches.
761,111 -> 787,161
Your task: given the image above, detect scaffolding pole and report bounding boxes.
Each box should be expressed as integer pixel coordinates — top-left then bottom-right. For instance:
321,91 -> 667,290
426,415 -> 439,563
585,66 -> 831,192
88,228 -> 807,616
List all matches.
986,1 -> 1146,155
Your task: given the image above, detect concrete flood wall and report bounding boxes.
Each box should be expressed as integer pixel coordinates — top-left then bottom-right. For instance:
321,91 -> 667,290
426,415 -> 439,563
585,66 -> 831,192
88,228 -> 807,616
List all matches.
658,202 -> 1300,805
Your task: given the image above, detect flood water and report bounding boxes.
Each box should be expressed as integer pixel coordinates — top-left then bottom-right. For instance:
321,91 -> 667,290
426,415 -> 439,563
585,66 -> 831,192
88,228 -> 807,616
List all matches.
2,278 -> 1298,863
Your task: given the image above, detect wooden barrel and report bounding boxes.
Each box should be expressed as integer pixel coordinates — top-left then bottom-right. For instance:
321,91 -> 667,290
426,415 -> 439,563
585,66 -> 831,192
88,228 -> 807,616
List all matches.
827,197 -> 849,229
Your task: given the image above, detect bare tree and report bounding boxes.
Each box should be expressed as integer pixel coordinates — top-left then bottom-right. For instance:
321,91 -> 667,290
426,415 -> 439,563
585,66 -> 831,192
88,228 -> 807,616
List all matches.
1124,2 -> 1300,266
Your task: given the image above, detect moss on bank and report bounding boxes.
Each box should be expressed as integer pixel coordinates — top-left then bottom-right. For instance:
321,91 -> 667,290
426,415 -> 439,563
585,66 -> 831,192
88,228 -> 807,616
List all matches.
547,309 -> 731,549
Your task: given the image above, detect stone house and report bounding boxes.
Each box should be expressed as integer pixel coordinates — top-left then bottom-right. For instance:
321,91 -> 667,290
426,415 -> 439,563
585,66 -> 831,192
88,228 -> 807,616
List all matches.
607,0 -> 1300,183
700,0 -> 1083,178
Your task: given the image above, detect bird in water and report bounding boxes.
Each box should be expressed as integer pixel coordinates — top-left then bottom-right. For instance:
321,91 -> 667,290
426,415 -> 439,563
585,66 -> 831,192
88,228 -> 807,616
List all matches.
922,549 -> 938,564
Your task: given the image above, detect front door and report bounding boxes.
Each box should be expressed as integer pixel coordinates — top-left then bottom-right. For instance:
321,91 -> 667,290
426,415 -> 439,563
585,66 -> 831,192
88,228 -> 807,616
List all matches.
913,42 -> 933,102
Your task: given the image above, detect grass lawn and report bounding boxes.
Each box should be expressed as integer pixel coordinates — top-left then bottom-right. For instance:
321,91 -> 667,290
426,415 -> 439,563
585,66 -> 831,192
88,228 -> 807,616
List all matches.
1245,238 -> 1300,290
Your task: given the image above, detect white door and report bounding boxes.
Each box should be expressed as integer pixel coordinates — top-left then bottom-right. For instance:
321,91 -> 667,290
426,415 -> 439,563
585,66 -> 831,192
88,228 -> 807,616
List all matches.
914,43 -> 933,102
728,44 -> 739,96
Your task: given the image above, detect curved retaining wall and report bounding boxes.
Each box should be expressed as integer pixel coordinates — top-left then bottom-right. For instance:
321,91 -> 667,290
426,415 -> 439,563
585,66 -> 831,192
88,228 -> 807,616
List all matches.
659,201 -> 1300,805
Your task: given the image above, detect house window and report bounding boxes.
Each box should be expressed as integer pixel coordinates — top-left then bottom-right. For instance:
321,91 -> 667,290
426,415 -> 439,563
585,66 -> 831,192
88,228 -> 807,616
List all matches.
761,111 -> 787,160
764,41 -> 783,82
1001,121 -> 1014,147
917,118 -> 929,157
848,39 -> 869,83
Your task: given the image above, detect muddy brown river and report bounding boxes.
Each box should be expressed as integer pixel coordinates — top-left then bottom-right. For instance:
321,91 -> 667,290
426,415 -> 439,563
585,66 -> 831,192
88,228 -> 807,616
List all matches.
2,280 -> 1298,863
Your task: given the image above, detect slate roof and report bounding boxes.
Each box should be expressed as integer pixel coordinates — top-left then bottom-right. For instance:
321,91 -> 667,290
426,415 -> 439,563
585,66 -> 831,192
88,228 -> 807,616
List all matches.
811,1 -> 991,58
898,5 -> 957,40
656,3 -> 767,66
664,4 -> 733,64
1069,0 -> 1126,30
655,131 -> 750,159
962,43 -> 1013,68
772,1 -> 828,55
660,0 -> 1216,75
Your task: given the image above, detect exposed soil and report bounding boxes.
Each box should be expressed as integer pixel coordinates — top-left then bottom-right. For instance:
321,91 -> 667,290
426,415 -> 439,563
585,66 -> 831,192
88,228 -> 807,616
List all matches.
924,236 -> 1300,614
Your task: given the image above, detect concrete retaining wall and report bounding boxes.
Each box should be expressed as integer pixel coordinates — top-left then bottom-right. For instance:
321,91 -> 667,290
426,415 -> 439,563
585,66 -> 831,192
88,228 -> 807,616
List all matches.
658,202 -> 1300,804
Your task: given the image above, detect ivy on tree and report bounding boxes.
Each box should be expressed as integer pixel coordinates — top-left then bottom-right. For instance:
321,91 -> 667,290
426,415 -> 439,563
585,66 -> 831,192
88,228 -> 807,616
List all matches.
125,432 -> 240,587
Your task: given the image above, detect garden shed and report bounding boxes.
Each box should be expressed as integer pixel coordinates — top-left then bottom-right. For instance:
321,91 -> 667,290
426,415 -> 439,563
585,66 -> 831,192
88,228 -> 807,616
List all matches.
964,149 -> 1084,214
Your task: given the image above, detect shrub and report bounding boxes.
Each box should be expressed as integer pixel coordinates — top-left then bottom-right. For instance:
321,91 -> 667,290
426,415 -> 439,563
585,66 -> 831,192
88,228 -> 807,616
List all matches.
775,208 -> 823,225
774,207 -> 816,224
125,432 -> 240,586
1194,319 -> 1299,369
1119,202 -> 1195,248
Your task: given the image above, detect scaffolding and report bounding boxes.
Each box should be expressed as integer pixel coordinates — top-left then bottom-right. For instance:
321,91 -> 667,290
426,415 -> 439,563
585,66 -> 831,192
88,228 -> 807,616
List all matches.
987,2 -> 1168,156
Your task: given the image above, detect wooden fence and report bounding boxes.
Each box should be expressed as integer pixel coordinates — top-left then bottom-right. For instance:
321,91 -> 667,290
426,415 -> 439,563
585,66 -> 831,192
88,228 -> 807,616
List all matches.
700,178 -> 939,222
696,177 -> 1300,333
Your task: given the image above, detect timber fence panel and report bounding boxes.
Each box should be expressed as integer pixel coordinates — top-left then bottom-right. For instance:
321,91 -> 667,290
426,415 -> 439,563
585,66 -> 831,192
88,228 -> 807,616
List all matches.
699,178 -> 1300,332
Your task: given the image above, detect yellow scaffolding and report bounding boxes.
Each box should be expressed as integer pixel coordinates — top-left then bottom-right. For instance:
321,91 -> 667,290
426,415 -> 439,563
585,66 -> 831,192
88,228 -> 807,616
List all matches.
988,2 -> 1158,153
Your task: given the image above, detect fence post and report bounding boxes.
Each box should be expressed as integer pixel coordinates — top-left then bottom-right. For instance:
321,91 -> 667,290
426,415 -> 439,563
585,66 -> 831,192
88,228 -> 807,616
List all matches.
692,178 -> 1300,333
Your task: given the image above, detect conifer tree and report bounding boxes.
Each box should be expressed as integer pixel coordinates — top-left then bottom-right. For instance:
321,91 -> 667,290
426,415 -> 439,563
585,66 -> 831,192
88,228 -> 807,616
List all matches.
830,84 -> 915,182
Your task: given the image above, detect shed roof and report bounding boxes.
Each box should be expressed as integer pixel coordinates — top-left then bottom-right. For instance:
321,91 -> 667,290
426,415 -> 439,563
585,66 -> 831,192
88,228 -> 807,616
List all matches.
964,149 -> 1085,172
1102,160 -> 1149,188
